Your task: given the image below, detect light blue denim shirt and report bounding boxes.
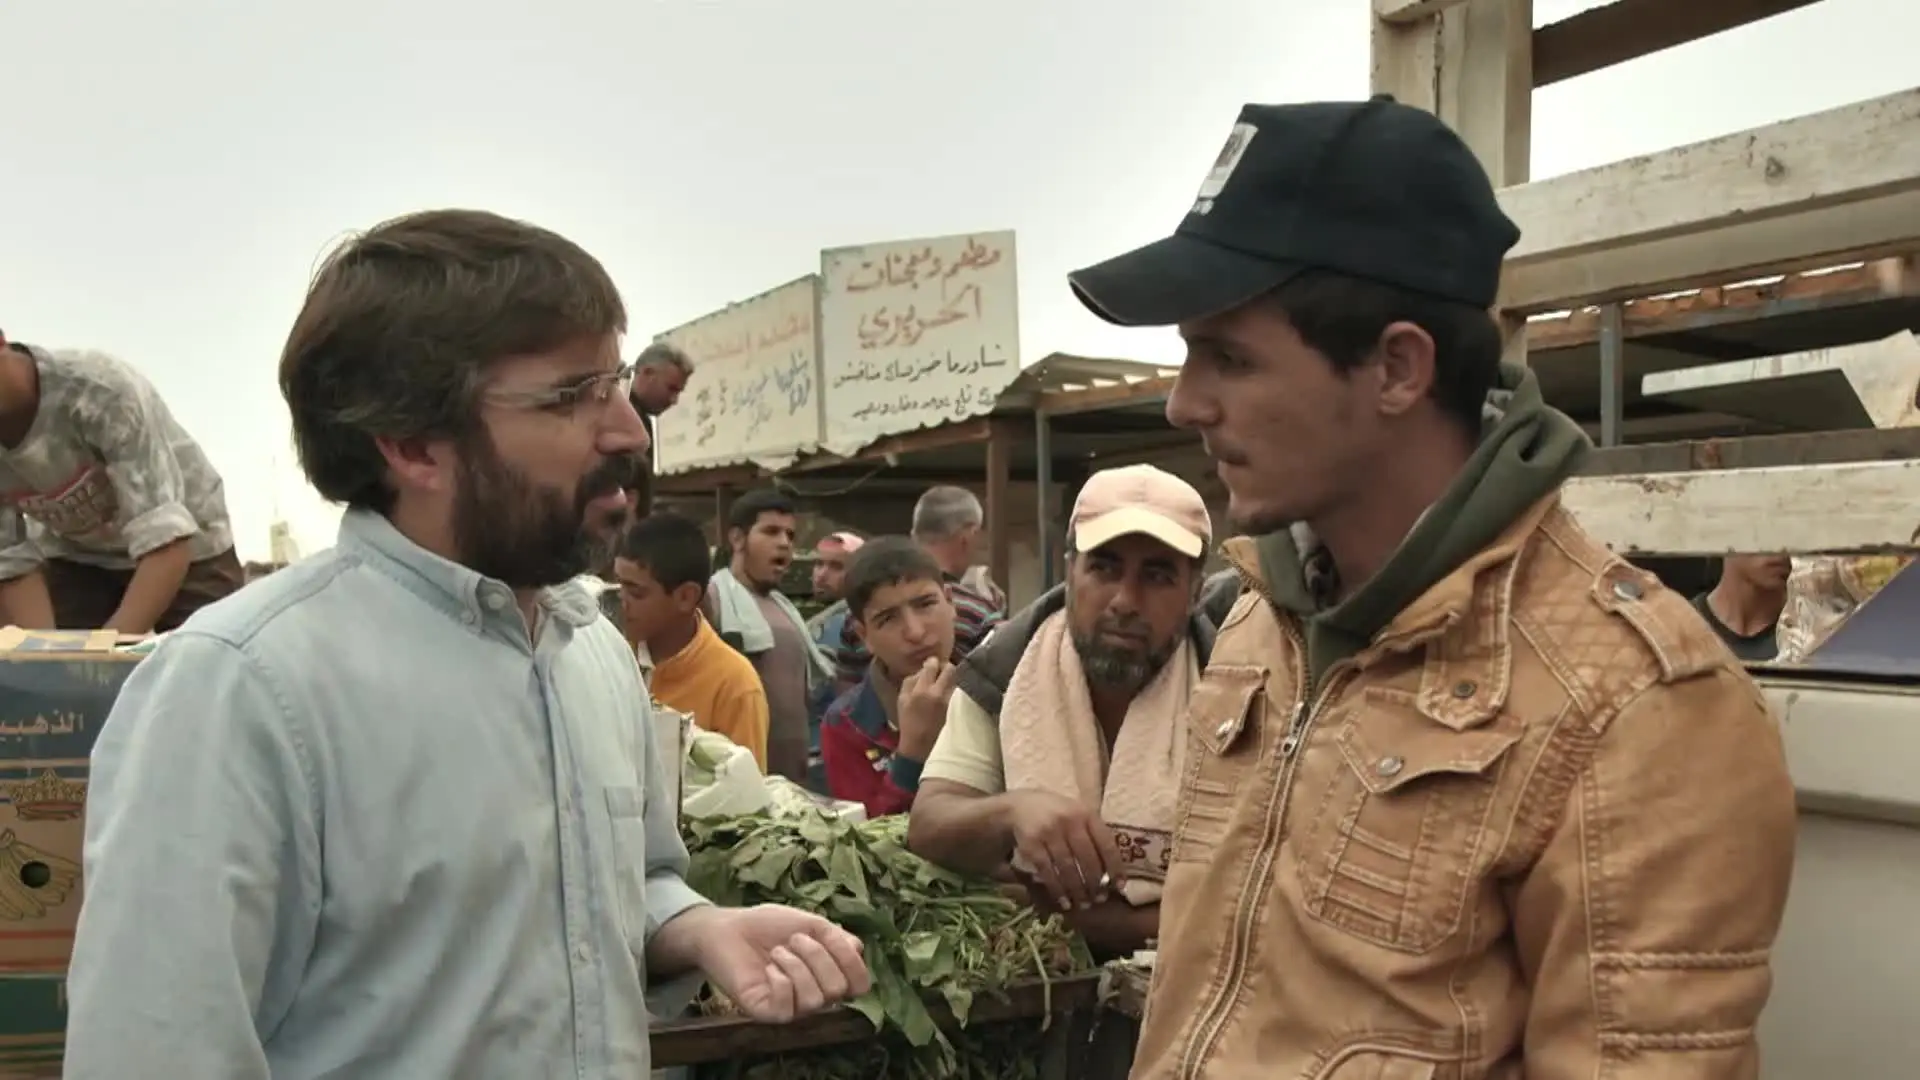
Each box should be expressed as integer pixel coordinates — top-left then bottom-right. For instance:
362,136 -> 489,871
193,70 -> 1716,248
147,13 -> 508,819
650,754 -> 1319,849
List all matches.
64,509 -> 708,1079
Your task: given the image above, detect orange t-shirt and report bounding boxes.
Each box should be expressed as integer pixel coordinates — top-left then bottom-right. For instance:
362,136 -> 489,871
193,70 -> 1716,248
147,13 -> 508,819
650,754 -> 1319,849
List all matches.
649,617 -> 771,772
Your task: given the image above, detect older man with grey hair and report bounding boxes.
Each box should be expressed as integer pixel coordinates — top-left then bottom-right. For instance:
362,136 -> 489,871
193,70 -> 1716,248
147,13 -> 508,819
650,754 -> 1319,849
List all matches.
620,340 -> 694,527
631,341 -> 693,418
911,485 -> 1007,613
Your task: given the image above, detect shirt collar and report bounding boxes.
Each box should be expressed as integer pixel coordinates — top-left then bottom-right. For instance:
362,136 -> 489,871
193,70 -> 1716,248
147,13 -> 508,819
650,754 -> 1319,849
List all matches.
336,509 -> 602,635
851,665 -> 900,737
654,616 -> 717,673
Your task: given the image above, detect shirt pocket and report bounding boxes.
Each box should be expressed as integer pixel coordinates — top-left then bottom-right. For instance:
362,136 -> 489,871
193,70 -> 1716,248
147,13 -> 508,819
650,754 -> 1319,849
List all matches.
604,785 -> 651,953
1172,663 -> 1269,866
1288,687 -> 1521,955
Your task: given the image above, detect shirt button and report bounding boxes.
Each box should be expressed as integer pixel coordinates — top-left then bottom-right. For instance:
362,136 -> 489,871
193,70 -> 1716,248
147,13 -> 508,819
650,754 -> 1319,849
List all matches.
574,945 -> 592,965
461,610 -> 478,626
483,591 -> 506,611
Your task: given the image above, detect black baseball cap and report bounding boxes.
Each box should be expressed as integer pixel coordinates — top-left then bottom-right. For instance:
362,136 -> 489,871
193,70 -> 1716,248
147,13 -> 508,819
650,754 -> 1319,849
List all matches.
1069,96 -> 1520,327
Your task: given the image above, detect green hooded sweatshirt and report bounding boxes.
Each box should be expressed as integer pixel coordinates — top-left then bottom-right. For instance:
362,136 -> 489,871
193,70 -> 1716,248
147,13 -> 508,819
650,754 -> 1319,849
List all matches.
1256,362 -> 1592,690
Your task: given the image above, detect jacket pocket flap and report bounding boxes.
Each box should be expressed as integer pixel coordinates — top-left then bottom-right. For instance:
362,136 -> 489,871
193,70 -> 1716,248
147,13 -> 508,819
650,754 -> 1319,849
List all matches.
1335,690 -> 1522,796
1189,663 -> 1267,756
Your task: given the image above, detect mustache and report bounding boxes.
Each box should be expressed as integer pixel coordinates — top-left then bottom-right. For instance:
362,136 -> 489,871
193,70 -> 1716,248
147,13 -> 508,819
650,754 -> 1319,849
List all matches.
578,454 -> 644,500
1201,437 -> 1249,466
1095,614 -> 1150,639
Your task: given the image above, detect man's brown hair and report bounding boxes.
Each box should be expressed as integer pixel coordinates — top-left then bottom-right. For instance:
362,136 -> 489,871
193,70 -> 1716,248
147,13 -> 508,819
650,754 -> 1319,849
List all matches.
278,208 -> 627,513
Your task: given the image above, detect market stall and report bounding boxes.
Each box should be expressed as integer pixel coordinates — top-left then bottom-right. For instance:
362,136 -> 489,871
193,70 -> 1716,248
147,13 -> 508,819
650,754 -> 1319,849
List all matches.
662,743 -> 1109,1078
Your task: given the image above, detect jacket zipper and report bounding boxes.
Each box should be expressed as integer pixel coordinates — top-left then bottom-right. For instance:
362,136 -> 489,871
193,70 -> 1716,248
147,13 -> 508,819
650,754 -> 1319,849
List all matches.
1173,561 -> 1448,1078
1175,566 -> 1349,1078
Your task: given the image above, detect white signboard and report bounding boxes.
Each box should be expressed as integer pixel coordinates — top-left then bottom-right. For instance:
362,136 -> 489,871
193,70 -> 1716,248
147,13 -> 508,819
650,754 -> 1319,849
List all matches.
653,276 -> 824,473
819,230 -> 1020,455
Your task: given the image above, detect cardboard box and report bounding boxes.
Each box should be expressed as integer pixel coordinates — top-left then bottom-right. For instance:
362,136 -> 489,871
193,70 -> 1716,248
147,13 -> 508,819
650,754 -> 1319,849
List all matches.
0,629 -> 142,1075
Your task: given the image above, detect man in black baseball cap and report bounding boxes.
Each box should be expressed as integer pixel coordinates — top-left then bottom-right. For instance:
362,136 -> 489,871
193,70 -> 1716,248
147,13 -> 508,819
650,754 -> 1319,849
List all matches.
1070,96 -> 1517,326
1080,98 -> 1795,1080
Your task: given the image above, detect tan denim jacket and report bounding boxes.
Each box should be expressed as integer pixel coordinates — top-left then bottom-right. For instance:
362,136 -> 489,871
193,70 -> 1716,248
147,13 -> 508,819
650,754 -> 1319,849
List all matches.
1130,495 -> 1797,1080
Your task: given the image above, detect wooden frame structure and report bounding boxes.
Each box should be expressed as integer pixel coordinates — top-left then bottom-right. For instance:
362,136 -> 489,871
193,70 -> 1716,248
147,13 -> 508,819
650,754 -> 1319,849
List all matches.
1372,0 -> 1920,555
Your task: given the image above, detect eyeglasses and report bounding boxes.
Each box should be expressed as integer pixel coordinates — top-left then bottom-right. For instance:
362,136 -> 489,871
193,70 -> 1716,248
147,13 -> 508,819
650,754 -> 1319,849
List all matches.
483,362 -> 636,415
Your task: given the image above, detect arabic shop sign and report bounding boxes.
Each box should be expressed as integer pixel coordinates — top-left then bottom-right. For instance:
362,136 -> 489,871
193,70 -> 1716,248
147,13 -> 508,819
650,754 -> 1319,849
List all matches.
654,275 -> 824,473
819,230 -> 1020,455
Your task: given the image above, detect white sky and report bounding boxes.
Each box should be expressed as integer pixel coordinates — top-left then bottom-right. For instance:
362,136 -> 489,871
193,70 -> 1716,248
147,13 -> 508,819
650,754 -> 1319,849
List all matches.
4,0 -> 1915,559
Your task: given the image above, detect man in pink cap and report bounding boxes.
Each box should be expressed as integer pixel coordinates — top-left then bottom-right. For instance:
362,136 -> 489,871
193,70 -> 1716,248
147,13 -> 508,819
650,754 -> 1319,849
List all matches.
804,531 -> 866,788
806,532 -> 866,640
906,464 -> 1220,960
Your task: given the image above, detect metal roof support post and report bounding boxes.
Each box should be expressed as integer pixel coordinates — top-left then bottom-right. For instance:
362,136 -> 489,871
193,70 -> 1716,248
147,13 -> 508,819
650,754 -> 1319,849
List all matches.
1036,409 -> 1056,592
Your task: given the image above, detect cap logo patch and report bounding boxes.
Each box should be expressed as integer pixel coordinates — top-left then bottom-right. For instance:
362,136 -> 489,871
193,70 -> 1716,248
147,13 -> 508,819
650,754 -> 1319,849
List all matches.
1191,122 -> 1258,216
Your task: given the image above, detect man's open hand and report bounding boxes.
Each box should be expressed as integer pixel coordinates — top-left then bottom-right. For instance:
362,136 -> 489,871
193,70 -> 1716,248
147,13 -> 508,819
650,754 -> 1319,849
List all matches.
666,905 -> 871,1023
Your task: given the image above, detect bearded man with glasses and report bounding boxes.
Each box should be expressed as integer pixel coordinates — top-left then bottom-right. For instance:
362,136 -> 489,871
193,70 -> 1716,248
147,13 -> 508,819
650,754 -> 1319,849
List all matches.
62,209 -> 869,1080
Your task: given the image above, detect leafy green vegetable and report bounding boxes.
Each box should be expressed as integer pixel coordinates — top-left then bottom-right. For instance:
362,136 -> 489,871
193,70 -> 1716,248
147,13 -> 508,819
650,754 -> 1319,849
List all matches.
682,811 -> 1094,1074
683,732 -> 737,788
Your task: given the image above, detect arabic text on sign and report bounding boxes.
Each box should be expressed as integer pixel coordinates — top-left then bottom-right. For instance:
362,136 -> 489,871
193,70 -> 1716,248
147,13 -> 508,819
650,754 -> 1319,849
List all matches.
0,713 -> 86,737
677,311 -> 813,367
848,383 -> 990,423
829,346 -> 1012,391
840,235 -> 1003,295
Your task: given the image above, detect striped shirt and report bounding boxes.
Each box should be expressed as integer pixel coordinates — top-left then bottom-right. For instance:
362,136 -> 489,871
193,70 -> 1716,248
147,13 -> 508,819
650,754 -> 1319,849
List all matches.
833,575 -> 1001,697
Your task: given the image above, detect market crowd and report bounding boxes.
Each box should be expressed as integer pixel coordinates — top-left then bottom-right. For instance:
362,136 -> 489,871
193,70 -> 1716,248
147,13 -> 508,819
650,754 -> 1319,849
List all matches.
37,92 -> 1804,1080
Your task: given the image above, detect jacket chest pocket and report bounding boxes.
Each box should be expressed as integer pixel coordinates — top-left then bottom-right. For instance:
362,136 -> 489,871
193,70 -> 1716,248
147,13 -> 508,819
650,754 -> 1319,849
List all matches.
604,785 -> 651,954
1288,688 -> 1521,954
1172,663 -> 1273,866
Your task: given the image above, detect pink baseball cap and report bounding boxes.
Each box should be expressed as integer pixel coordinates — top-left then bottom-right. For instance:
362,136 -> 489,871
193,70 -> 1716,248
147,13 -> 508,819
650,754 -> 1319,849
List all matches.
816,532 -> 865,553
1070,464 -> 1212,559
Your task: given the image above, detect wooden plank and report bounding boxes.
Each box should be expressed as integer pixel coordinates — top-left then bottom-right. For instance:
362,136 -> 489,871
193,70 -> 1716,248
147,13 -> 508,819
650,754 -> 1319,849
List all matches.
1641,331 -> 1920,431
1525,259 -> 1916,352
1373,0 -> 1533,188
648,974 -> 1101,1067
1498,89 -> 1920,312
1563,459 -> 1920,555
1533,0 -> 1825,88
1037,375 -> 1176,417
1580,427 -> 1920,476
787,416 -> 997,473
1375,0 -> 1471,23
985,420 -> 1014,592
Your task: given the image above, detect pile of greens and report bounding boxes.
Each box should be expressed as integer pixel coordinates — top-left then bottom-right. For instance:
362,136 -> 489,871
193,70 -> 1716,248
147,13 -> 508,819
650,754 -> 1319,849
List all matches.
682,811 -> 1094,1072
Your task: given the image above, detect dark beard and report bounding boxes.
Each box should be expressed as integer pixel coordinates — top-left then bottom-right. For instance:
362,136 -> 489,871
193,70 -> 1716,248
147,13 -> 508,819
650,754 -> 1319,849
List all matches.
1070,617 -> 1178,696
450,433 -> 640,589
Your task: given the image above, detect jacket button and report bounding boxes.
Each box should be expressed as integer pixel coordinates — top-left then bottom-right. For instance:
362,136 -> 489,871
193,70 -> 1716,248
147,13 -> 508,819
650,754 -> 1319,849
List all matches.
1451,680 -> 1476,699
1215,718 -> 1236,739
1376,756 -> 1404,777
1612,579 -> 1644,601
